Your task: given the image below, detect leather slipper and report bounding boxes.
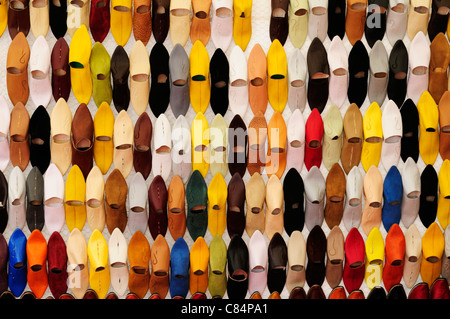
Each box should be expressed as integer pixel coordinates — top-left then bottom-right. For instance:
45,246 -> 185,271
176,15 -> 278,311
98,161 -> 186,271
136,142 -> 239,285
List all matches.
89,0 -> 110,42
190,0 -> 211,46
129,40 -> 150,116
30,0 -> 49,38
169,0 -> 191,47
69,24 -> 92,105
50,98 -> 72,175
8,167 -> 26,230
233,0 -> 252,50
171,115 -> 192,183
71,103 -> 94,178
66,0 -> 89,37
110,0 -> 132,46
6,32 -> 30,106
0,97 -> 9,172
105,169 -> 128,234
90,42 -> 112,108
9,102 -> 30,171
93,102 -> 114,175
8,0 -> 30,39
51,37 -> 71,102
191,112 -> 210,177
152,0 -> 170,43
267,39 -> 288,113
248,44 -> 268,115
111,45 -> 130,113
128,172 -> 148,235
229,46 -> 248,118
113,110 -> 134,178
210,114 -> 228,178
133,112 -> 152,180
152,114 -> 172,182
43,163 -> 65,233
85,166 -> 105,232
287,49 -> 307,112
189,40 -> 211,114
169,44 -> 190,118
30,35 -> 52,109
133,0 -> 152,44
64,165 -> 86,232
211,0 -> 233,51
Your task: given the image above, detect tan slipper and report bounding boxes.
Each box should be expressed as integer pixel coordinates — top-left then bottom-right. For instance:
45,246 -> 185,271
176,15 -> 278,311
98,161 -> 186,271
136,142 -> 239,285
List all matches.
50,98 -> 72,175
113,110 -> 134,178
85,166 -> 106,232
129,41 -> 150,116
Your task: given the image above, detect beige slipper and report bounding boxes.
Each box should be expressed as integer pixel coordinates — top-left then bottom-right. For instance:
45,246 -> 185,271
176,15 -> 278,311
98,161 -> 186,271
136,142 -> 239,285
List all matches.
50,98 -> 72,175
113,110 -> 134,178
265,174 -> 284,240
85,166 -> 106,232
129,41 -> 150,116
245,172 -> 266,237
30,0 -> 49,37
67,0 -> 90,37
170,0 -> 191,47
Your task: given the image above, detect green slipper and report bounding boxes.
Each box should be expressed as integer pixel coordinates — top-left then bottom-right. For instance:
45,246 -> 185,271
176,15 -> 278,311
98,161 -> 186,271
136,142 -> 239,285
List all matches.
90,42 -> 112,107
208,235 -> 228,298
186,170 -> 208,241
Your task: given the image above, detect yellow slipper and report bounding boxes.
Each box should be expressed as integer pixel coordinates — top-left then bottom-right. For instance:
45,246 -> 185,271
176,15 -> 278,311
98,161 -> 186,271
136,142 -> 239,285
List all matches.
65,165 -> 87,232
364,227 -> 384,289
189,40 -> 211,114
420,222 -> 444,286
361,102 -> 383,172
191,112 -> 210,177
110,0 -> 133,46
69,24 -> 92,105
0,0 -> 7,37
189,236 -> 210,295
50,98 -> 72,175
417,90 -> 439,165
233,0 -> 252,51
87,229 -> 110,299
267,39 -> 288,113
93,102 -> 114,175
207,173 -> 228,237
438,159 -> 450,229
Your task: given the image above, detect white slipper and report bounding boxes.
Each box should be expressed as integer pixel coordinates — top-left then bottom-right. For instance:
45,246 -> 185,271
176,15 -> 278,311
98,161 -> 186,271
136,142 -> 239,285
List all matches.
381,99 -> 402,170
407,31 -> 430,104
342,166 -> 363,232
172,115 -> 192,183
108,227 -> 129,297
44,163 -> 65,233
8,166 -> 26,230
152,114 -> 172,181
286,108 -> 305,173
327,36 -> 348,108
229,45 -> 249,117
304,165 -> 325,231
29,35 -> 52,108
287,49 -> 307,112
401,157 -> 421,228
128,172 -> 148,235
